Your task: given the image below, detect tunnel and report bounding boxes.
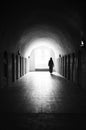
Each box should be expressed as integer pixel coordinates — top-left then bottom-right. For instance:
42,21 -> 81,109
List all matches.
0,2 -> 86,129
0,6 -> 84,86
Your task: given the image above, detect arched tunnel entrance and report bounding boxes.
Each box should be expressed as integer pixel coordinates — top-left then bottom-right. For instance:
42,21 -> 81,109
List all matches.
0,24 -> 84,87
18,24 -> 78,75
30,45 -> 55,71
24,37 -> 58,72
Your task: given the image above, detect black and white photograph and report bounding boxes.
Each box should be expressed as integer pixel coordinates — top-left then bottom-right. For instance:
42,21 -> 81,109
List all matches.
0,1 -> 86,129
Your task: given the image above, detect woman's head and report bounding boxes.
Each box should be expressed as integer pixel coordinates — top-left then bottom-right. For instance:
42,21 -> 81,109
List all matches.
50,57 -> 52,60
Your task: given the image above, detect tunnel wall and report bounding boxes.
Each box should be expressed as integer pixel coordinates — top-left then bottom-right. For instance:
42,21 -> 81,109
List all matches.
78,48 -> 86,89
57,47 -> 86,89
0,51 -> 30,88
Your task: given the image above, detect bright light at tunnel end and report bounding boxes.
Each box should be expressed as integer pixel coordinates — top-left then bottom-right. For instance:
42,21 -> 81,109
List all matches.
35,46 -> 52,69
23,37 -> 62,71
20,27 -> 66,71
24,38 -> 59,58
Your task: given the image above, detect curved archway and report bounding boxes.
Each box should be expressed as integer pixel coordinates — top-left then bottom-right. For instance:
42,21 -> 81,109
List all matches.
29,45 -> 55,71
19,24 -> 76,59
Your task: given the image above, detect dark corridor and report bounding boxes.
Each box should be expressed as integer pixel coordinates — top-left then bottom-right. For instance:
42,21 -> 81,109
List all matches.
0,2 -> 86,129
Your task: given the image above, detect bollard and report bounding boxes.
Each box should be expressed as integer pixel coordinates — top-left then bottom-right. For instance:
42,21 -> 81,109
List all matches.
61,57 -> 63,76
23,57 -> 25,75
20,56 -> 22,77
8,53 -> 13,86
12,53 -> 15,82
59,57 -> 61,75
18,55 -> 20,79
25,58 -> 26,74
28,57 -> 30,72
70,54 -> 73,81
63,56 -> 65,76
22,57 -> 24,76
66,55 -> 68,79
68,54 -> 70,80
21,56 -> 23,77
72,53 -> 75,82
16,55 -> 18,80
65,55 -> 67,78
64,56 -> 66,77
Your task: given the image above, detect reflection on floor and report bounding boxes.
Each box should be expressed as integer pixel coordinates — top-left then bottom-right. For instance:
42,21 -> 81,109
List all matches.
1,71 -> 86,113
0,71 -> 86,129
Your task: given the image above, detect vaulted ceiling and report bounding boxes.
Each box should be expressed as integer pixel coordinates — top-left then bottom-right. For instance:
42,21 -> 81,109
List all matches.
0,2 -> 85,55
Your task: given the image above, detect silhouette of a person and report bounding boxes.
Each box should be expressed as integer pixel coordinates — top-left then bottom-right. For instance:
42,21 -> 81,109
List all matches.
48,57 -> 54,73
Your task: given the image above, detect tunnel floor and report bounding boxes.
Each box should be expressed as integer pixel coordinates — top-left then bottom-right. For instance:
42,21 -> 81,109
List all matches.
0,71 -> 86,129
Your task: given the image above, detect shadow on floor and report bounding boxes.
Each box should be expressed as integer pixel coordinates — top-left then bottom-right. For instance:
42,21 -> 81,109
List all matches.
0,112 -> 86,129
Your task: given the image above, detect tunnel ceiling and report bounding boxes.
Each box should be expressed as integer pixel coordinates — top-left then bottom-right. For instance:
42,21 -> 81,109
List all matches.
0,2 -> 84,54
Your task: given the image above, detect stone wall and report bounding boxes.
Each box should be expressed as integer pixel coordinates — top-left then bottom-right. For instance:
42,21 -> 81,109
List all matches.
0,51 -> 30,88
57,48 -> 86,88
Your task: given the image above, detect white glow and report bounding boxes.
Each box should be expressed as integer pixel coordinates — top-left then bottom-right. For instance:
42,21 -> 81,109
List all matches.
24,38 -> 60,58
35,46 -> 50,69
29,72 -> 57,112
19,72 -> 61,113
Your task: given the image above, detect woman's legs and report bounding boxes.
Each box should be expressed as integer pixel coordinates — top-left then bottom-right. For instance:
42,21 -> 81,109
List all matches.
49,66 -> 53,73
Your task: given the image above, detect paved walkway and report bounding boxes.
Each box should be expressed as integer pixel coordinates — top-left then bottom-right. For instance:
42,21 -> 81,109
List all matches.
1,71 -> 86,113
1,71 -> 86,129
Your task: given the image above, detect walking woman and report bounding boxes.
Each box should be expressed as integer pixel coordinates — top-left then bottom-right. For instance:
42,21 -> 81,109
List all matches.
48,57 -> 54,73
